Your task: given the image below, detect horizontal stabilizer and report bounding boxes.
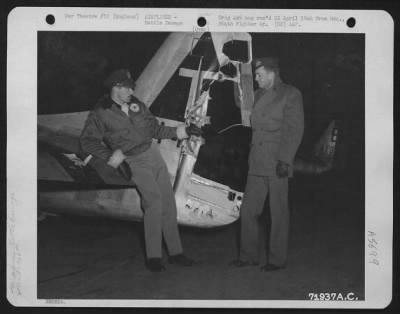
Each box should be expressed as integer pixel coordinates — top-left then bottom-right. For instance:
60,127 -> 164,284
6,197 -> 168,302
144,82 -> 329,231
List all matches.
38,138 -> 135,189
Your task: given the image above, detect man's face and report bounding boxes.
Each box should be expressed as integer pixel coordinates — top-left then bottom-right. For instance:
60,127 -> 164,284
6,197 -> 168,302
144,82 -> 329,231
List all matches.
115,86 -> 134,104
255,66 -> 276,90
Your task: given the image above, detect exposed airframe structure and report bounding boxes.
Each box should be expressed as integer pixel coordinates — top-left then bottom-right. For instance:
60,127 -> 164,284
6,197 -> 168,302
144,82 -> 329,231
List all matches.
38,32 -> 254,227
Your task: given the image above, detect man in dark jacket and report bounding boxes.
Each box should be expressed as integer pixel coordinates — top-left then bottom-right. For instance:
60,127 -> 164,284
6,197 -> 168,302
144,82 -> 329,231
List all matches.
80,69 -> 202,272
232,57 -> 304,271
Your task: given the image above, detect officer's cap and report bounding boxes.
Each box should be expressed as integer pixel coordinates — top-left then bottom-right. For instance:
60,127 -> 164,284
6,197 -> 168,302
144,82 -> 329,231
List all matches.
253,57 -> 279,72
104,69 -> 135,89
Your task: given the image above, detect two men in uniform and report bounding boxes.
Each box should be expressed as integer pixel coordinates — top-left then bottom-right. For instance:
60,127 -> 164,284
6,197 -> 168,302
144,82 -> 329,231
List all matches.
80,57 -> 303,273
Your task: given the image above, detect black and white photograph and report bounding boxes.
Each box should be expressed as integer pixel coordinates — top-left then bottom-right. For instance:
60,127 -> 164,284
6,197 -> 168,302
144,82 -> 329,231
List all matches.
36,30 -> 365,300
7,7 -> 393,308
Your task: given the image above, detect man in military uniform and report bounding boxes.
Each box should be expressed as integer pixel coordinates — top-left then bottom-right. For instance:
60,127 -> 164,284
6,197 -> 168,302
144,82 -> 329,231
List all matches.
233,57 -> 304,271
80,69 -> 202,272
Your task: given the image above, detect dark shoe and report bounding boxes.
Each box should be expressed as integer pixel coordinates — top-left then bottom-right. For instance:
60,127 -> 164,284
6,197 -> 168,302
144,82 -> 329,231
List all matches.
229,260 -> 259,267
260,263 -> 285,272
145,258 -> 166,272
168,253 -> 195,266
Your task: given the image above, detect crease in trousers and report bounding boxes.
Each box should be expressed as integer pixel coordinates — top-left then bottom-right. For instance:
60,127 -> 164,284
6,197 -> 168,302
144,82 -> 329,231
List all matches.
125,145 -> 183,258
239,174 -> 289,266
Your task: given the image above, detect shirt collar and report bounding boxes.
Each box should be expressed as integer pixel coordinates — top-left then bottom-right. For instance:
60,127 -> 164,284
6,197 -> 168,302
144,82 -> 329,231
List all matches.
109,99 -> 129,116
108,95 -> 129,113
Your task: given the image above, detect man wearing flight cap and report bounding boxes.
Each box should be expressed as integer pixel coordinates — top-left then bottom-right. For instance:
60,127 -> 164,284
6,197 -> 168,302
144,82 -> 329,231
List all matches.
232,57 -> 304,271
80,69 -> 202,272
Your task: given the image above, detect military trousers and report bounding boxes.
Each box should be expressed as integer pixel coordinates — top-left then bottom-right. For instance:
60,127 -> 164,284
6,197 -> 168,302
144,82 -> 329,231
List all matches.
125,144 -> 183,259
239,174 -> 289,267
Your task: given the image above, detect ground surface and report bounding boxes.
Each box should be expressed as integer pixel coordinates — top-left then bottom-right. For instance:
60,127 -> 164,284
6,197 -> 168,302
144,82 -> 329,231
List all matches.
37,173 -> 364,301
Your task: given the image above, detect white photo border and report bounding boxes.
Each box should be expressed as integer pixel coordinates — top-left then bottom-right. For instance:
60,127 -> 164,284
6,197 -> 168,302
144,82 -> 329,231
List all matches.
6,7 -> 393,308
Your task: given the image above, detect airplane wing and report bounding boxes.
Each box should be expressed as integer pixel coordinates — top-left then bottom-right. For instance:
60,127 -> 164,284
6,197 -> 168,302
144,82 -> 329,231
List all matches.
38,113 -> 135,189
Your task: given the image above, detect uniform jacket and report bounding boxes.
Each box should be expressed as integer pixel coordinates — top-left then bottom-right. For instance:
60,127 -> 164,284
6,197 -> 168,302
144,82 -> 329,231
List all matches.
80,95 -> 177,161
248,78 -> 304,177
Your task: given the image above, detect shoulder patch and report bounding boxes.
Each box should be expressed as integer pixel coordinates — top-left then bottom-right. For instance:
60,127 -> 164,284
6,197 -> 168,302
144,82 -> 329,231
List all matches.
129,102 -> 141,113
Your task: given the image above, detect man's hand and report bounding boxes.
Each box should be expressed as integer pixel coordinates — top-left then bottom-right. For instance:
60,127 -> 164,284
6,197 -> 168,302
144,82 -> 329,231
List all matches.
186,124 -> 203,136
176,124 -> 203,139
107,149 -> 126,168
276,160 -> 289,178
